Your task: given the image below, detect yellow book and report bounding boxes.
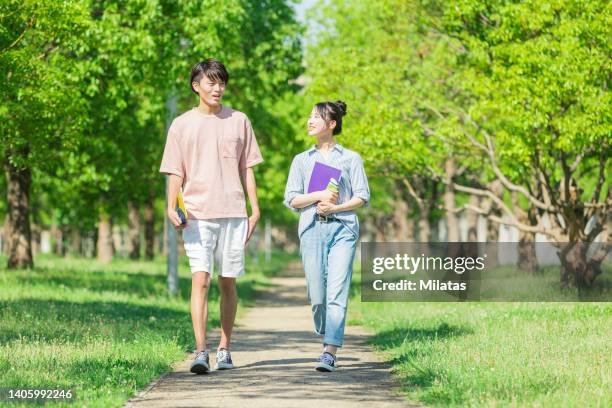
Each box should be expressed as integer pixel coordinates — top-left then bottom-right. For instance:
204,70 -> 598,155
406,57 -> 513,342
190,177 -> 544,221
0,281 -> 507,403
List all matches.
176,189 -> 187,224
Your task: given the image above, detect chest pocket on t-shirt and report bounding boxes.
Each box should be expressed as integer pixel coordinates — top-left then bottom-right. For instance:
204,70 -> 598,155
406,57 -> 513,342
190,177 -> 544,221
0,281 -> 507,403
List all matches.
221,134 -> 242,159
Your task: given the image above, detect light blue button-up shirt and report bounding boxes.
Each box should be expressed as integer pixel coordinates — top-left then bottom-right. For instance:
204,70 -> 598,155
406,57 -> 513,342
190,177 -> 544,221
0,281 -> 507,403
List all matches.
284,144 -> 370,239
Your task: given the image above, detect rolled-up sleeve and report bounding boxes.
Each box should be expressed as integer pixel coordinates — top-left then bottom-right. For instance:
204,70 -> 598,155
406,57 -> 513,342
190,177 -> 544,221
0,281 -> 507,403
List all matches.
284,156 -> 303,212
159,124 -> 184,178
350,154 -> 370,208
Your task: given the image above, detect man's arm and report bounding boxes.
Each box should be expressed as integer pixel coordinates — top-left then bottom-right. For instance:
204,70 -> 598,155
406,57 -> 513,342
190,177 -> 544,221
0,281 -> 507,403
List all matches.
166,174 -> 186,229
241,167 -> 260,243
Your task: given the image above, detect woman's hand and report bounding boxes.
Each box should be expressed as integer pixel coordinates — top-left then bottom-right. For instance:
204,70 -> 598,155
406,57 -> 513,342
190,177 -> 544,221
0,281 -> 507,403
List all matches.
317,189 -> 338,204
316,201 -> 337,216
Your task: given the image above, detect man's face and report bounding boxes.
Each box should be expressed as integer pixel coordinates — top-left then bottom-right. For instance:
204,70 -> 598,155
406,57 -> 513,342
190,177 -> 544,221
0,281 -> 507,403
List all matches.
193,74 -> 226,106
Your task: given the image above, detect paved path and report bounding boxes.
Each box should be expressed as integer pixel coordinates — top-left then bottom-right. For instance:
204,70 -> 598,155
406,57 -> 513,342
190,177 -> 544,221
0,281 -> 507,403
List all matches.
126,264 -> 420,407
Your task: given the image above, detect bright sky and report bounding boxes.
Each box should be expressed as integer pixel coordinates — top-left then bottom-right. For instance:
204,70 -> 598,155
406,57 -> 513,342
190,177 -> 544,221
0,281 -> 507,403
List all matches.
294,0 -> 318,24
293,0 -> 324,47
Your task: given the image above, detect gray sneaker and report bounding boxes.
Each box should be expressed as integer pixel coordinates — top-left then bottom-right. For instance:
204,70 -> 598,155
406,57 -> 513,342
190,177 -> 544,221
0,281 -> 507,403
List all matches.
315,351 -> 337,372
190,350 -> 210,374
215,348 -> 234,370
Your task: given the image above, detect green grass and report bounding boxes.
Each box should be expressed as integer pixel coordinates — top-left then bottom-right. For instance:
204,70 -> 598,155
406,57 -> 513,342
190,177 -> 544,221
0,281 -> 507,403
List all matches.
0,251 -> 292,407
349,265 -> 612,407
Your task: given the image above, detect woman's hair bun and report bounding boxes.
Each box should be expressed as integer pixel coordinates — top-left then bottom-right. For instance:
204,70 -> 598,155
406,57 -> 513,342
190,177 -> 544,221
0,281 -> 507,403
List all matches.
334,100 -> 347,116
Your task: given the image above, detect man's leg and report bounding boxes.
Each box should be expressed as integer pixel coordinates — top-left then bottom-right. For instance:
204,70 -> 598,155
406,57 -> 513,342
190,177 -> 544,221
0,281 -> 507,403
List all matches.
191,271 -> 211,351
183,219 -> 218,373
218,276 -> 237,350
213,218 -> 247,370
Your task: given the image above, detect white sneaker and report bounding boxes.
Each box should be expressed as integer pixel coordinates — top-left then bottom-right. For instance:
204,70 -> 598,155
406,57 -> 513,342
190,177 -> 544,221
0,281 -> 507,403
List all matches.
215,348 -> 234,370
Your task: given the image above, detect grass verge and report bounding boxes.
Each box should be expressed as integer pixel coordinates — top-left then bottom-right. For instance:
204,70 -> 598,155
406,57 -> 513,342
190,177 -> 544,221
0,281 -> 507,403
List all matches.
349,265 -> 612,407
0,251 -> 291,407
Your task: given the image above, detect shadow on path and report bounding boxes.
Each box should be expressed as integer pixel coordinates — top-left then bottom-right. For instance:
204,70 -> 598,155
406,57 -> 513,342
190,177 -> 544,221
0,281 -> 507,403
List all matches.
126,262 -> 421,407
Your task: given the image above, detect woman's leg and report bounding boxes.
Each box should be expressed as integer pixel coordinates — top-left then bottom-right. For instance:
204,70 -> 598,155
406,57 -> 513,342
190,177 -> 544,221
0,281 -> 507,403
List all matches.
323,224 -> 357,351
300,223 -> 328,335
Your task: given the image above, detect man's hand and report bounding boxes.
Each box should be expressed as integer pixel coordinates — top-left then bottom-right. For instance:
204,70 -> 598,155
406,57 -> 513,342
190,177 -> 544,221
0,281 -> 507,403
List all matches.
167,207 -> 187,230
316,201 -> 337,216
245,212 -> 260,244
317,189 -> 338,204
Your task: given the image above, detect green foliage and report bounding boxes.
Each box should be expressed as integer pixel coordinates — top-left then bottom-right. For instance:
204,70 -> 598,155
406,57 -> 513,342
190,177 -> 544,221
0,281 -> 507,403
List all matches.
0,0 -> 92,169
304,0 -> 610,232
1,0 -> 304,234
445,0 -> 611,187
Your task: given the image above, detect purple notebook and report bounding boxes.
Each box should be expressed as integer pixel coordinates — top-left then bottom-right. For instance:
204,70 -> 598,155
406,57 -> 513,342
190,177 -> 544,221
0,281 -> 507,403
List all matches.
307,161 -> 342,193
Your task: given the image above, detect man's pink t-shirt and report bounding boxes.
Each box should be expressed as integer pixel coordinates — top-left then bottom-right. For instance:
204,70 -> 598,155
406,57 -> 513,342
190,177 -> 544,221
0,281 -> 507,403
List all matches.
159,105 -> 263,220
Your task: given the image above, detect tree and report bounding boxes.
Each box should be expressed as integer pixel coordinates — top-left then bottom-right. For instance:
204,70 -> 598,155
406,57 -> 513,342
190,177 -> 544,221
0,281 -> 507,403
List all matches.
1,0 -> 92,268
304,0 -> 611,287
440,0 -> 611,286
1,0 -> 305,267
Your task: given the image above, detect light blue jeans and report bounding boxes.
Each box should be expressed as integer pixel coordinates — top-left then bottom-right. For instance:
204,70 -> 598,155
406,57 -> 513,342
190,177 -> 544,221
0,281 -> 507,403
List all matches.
300,220 -> 357,347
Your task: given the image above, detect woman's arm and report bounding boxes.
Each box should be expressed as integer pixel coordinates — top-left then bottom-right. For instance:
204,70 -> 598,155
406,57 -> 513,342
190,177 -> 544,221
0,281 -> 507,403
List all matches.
316,153 -> 369,215
316,197 -> 364,215
290,189 -> 338,209
284,155 -> 338,210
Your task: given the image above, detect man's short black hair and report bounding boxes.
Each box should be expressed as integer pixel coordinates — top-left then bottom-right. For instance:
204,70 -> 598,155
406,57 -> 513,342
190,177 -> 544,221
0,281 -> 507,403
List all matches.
190,59 -> 229,94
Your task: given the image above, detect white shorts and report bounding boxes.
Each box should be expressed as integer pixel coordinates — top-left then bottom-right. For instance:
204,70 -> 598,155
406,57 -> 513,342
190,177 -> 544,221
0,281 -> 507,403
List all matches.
182,217 -> 248,277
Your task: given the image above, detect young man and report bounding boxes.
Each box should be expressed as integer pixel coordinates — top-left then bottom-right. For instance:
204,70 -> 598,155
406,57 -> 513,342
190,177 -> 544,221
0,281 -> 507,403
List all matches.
159,58 -> 263,374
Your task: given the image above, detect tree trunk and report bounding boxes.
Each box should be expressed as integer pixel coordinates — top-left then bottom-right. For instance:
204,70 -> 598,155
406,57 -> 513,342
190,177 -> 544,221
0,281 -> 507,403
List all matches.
92,228 -> 98,258
144,190 -> 155,260
466,195 -> 480,241
517,205 -> 538,274
127,200 -> 141,259
483,181 -> 503,267
444,159 -> 460,242
518,234 -> 538,273
31,222 -> 41,256
271,226 -> 299,252
559,213 -> 610,288
417,206 -> 430,242
61,225 -> 70,257
50,223 -> 64,255
4,153 -> 33,269
2,215 -> 9,255
484,180 -> 504,268
392,194 -> 415,241
112,224 -> 123,256
97,211 -> 113,263
162,208 -> 168,256
69,228 -> 81,256
404,217 -> 416,242
559,243 -> 594,288
486,220 -> 500,267
373,213 -> 389,242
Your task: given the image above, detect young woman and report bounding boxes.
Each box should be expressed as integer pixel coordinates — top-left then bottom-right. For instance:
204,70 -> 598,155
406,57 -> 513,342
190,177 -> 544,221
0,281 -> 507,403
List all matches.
284,100 -> 370,372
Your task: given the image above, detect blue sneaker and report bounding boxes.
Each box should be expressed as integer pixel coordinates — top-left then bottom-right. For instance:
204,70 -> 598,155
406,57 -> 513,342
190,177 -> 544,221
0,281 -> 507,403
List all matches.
190,350 -> 210,374
315,351 -> 337,372
215,348 -> 234,370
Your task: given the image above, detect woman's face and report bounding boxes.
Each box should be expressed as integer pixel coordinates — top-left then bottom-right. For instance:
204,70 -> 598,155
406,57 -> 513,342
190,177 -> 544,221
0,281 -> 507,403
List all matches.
307,108 -> 334,136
